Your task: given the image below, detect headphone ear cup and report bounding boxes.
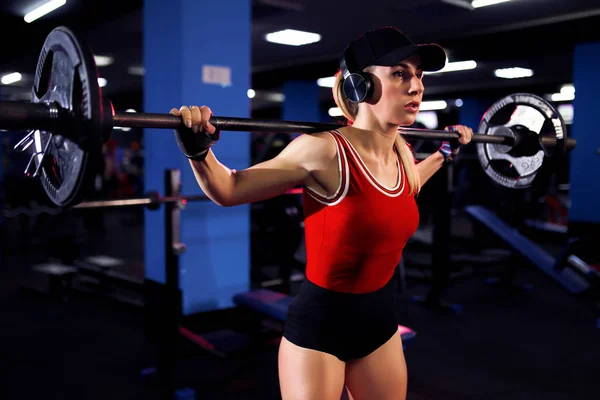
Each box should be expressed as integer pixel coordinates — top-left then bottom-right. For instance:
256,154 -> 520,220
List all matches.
343,72 -> 373,103
362,73 -> 373,101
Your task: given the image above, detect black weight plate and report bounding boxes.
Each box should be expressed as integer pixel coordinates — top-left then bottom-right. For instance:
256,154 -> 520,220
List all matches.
30,26 -> 102,207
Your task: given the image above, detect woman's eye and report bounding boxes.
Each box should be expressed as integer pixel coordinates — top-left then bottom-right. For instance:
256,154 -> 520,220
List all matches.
393,71 -> 404,78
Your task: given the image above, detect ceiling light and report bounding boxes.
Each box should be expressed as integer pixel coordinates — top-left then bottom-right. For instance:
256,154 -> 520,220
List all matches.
420,101 -> 448,111
441,0 -> 475,10
455,99 -> 464,108
266,93 -> 285,102
128,66 -> 145,76
560,84 -> 575,96
24,0 -> 66,23
426,60 -> 477,74
1,72 -> 22,85
328,107 -> 343,117
98,78 -> 107,87
317,76 -> 336,88
247,89 -> 256,99
494,67 -> 534,79
548,85 -> 576,102
550,92 -> 574,102
415,111 -> 439,129
471,0 -> 512,8
94,55 -> 114,67
265,29 -> 321,46
557,104 -> 573,125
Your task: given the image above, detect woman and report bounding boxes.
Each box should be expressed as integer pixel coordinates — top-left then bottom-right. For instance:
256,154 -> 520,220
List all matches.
171,26 -> 473,400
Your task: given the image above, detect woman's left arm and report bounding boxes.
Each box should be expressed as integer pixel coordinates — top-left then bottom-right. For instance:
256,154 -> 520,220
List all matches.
416,151 -> 445,187
416,125 -> 473,187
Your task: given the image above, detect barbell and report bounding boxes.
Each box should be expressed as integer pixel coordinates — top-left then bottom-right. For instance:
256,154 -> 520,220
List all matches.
0,26 -> 575,208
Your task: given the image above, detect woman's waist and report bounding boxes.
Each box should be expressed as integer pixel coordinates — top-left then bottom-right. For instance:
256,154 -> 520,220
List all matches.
293,274 -> 395,306
303,257 -> 399,295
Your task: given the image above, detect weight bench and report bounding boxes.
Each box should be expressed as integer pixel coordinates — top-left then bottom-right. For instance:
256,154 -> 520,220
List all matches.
233,289 -> 417,345
465,205 -> 590,294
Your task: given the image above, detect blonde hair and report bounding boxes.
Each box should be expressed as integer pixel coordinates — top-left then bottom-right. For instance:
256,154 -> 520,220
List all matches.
332,71 -> 421,195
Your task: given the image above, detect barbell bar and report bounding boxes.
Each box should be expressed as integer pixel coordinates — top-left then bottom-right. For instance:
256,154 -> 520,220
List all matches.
0,99 -> 575,150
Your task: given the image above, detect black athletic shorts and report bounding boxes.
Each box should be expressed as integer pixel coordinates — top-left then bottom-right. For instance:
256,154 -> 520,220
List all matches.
283,278 -> 398,362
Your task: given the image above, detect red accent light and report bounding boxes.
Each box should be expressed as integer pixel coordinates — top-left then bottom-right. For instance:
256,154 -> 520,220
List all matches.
285,188 -> 303,195
397,325 -> 414,335
179,326 -> 215,350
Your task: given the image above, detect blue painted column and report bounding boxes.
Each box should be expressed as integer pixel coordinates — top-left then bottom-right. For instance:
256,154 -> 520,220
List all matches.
144,0 -> 251,314
570,42 -> 600,223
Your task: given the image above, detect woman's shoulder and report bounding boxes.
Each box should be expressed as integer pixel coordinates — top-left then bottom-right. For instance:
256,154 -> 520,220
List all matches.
287,130 -> 339,161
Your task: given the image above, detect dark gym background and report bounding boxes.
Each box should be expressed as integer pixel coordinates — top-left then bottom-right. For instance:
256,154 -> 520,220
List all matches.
1,1 -> 599,399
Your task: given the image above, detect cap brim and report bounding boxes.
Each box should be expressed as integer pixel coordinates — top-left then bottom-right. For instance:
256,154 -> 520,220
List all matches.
374,44 -> 447,72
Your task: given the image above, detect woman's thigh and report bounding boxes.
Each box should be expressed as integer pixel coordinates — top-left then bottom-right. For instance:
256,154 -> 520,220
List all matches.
279,337 -> 346,400
344,333 -> 407,400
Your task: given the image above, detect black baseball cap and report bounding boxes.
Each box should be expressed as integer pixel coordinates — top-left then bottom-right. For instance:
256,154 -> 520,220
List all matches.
343,26 -> 447,72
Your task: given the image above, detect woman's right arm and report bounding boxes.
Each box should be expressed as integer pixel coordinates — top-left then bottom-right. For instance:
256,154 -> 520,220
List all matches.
172,104 -> 336,207
189,132 -> 333,206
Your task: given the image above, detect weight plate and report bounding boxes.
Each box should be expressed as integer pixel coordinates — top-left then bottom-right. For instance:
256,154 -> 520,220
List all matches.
29,26 -> 102,207
477,93 -> 567,189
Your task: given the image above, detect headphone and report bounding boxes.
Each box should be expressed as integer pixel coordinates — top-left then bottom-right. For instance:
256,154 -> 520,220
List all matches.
339,47 -> 374,103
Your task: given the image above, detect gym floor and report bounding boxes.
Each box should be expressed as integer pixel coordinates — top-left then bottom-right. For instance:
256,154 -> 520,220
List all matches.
1,208 -> 598,400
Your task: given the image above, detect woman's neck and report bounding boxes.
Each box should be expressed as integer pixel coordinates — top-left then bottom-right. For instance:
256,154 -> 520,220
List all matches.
344,113 -> 398,162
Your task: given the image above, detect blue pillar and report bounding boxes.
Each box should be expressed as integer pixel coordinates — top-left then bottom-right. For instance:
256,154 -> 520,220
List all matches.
570,42 -> 600,223
144,0 -> 251,314
283,81 -> 321,124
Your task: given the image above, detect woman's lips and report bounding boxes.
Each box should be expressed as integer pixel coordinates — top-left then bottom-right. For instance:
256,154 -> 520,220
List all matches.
404,102 -> 420,113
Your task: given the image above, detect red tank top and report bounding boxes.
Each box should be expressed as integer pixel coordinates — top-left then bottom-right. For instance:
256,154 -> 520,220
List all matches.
303,130 -> 420,293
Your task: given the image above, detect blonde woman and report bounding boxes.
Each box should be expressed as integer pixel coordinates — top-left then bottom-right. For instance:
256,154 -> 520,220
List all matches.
171,26 -> 473,400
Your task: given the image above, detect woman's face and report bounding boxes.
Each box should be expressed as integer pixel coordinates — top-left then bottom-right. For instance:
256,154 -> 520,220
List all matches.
367,54 -> 425,127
